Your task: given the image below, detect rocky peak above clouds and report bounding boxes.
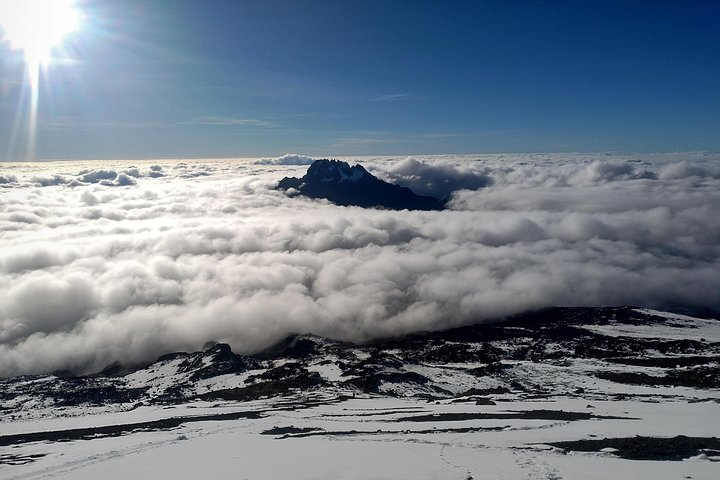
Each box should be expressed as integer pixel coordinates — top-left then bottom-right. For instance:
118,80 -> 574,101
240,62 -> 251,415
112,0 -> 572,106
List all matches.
278,159 -> 444,210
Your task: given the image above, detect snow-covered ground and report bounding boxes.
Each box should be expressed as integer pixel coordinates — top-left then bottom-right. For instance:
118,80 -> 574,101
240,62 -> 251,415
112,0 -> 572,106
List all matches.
1,307 -> 718,479
1,395 -> 718,480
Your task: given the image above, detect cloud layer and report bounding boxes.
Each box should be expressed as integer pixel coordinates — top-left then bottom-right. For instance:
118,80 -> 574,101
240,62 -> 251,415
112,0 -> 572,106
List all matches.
255,153 -> 317,165
376,157 -> 493,199
0,153 -> 718,376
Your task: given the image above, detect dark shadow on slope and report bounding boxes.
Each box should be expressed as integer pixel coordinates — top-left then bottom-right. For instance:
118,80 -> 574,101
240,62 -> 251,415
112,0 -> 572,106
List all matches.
0,411 -> 261,447
547,435 -> 720,460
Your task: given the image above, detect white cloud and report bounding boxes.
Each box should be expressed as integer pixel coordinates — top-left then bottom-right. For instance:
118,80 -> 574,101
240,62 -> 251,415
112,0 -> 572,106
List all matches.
1,272 -> 98,342
370,93 -> 412,102
146,165 -> 165,177
110,172 -> 137,186
255,153 -> 317,165
31,174 -> 69,186
568,160 -> 656,185
375,157 -> 493,200
190,116 -> 274,127
658,160 -> 720,180
0,153 -> 718,376
78,169 -> 118,183
21,167 -> 163,188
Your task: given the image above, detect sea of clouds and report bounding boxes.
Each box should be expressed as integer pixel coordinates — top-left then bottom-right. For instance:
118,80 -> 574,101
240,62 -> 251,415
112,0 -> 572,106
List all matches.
0,152 -> 719,376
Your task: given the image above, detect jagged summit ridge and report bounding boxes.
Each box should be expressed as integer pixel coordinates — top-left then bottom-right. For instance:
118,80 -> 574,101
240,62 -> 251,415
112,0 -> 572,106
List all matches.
278,159 -> 444,211
305,159 -> 368,183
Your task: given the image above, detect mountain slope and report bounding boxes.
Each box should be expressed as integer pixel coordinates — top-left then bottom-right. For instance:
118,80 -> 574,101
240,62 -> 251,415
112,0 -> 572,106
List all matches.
278,159 -> 444,210
2,306 -> 719,480
1,307 -> 717,412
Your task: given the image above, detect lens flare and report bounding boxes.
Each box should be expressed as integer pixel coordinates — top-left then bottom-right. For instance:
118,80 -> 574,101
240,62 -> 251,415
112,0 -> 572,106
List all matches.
0,0 -> 82,159
0,0 -> 80,66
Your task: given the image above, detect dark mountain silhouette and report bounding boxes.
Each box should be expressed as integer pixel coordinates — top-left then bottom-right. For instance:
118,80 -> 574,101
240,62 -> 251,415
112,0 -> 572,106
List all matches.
277,159 -> 444,210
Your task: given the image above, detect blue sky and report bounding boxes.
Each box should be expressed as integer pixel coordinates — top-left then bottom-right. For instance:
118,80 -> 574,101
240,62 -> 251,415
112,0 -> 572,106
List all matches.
1,0 -> 719,160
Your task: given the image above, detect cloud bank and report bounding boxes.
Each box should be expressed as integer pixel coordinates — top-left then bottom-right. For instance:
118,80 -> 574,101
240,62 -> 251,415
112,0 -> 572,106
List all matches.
25,166 -> 163,188
0,153 -> 718,376
377,157 -> 493,199
256,153 -> 317,165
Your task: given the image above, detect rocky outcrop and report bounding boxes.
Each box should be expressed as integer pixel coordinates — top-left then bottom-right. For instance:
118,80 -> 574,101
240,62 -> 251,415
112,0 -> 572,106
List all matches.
278,159 -> 444,210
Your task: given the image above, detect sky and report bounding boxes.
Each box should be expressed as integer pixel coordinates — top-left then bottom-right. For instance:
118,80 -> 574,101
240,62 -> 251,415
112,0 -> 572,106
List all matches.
1,0 -> 719,160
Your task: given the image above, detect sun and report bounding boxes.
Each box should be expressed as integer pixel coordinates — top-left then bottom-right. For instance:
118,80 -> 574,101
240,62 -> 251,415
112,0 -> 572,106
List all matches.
0,0 -> 83,160
0,0 -> 81,69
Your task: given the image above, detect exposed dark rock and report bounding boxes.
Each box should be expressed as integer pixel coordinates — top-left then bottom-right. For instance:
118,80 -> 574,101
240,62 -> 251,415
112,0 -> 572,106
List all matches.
605,355 -> 720,368
257,335 -> 327,359
394,410 -> 614,422
0,453 -> 47,466
55,384 -> 145,406
344,371 -> 433,394
261,426 -> 324,436
1,306 -> 717,411
187,343 -> 259,381
467,362 -> 510,376
548,435 -> 720,461
197,371 -> 326,402
249,362 -> 306,382
415,343 -> 498,364
277,159 -> 444,210
462,387 -> 512,396
596,365 -> 720,389
0,411 -> 261,447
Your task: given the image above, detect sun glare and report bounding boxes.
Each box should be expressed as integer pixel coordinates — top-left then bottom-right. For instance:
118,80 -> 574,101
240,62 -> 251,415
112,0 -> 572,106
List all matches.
0,0 -> 83,160
0,0 -> 81,68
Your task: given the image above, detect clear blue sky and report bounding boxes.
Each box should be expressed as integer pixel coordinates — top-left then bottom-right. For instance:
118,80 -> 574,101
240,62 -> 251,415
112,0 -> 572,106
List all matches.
1,0 -> 719,160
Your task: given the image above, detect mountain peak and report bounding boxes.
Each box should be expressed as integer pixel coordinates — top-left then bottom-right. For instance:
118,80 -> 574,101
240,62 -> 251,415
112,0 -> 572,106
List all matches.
278,159 -> 444,211
305,159 -> 369,184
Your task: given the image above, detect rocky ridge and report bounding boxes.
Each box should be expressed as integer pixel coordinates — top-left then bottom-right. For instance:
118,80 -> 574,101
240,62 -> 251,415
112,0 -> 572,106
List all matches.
1,307 -> 718,417
277,159 -> 444,210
